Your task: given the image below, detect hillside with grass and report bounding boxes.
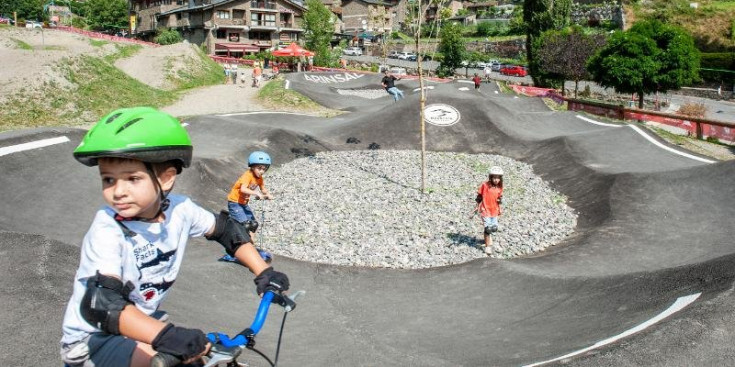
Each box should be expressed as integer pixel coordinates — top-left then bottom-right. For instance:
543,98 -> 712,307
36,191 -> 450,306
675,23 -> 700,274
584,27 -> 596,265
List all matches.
624,0 -> 735,52
0,27 -> 224,131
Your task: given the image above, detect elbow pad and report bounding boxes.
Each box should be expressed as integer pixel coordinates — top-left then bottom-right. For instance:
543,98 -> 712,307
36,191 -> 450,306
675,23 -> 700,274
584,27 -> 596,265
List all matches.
497,195 -> 503,205
206,210 -> 252,256
80,271 -> 134,335
475,194 -> 482,204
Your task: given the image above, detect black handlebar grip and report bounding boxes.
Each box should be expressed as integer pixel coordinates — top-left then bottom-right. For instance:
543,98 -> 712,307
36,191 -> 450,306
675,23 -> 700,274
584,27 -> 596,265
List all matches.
150,353 -> 181,367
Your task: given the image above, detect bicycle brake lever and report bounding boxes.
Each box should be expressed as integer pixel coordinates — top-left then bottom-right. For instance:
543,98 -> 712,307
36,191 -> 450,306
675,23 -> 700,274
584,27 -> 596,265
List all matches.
203,345 -> 243,367
286,290 -> 306,312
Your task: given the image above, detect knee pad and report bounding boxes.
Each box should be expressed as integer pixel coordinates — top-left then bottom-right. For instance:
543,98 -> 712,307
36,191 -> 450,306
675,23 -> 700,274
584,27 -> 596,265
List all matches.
244,219 -> 259,233
491,225 -> 498,233
484,226 -> 492,235
80,272 -> 134,335
206,211 -> 252,256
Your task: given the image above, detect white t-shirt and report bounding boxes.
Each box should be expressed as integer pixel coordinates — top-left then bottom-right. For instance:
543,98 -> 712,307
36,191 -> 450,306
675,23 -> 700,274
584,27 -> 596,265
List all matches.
484,66 -> 492,76
61,194 -> 215,344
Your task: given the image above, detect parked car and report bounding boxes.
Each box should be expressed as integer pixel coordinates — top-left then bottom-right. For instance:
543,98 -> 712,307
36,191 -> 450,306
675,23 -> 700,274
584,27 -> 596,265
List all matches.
491,62 -> 505,71
343,47 -> 363,56
25,20 -> 42,29
499,65 -> 528,77
388,50 -> 401,59
406,54 -> 432,62
397,52 -> 416,60
0,17 -> 11,25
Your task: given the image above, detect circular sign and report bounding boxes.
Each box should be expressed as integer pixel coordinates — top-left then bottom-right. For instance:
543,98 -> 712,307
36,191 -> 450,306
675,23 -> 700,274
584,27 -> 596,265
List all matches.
423,104 -> 461,126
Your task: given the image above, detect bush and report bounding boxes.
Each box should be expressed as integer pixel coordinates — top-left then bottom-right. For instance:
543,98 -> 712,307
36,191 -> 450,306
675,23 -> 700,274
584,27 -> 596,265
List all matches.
677,102 -> 707,118
155,28 -> 182,45
700,53 -> 735,70
476,22 -> 494,37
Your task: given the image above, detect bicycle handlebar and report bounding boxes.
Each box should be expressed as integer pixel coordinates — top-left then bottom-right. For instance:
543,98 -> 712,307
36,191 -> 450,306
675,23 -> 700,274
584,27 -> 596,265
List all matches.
150,290 -> 301,367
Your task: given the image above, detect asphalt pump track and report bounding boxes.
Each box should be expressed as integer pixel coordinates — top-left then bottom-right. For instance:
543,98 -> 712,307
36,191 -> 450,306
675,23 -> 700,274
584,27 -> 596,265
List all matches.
2,71 -> 735,366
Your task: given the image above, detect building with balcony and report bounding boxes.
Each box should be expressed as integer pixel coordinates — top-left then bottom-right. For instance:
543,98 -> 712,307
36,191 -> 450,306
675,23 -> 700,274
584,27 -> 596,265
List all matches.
130,0 -> 306,57
341,0 -> 397,48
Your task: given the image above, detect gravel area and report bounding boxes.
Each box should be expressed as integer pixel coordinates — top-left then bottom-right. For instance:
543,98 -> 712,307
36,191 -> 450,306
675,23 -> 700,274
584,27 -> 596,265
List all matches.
255,150 -> 578,269
336,88 -> 389,99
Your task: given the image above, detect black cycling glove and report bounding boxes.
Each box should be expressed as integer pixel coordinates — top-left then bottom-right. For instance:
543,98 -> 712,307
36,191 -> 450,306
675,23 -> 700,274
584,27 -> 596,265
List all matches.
151,323 -> 207,361
254,267 -> 290,295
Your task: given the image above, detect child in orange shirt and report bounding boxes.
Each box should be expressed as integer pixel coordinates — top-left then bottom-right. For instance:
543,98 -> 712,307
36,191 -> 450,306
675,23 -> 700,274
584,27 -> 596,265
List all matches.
222,151 -> 274,263
476,166 -> 504,255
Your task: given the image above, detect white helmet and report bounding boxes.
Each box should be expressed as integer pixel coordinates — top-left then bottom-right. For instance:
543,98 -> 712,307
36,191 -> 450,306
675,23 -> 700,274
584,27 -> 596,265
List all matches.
489,166 -> 504,176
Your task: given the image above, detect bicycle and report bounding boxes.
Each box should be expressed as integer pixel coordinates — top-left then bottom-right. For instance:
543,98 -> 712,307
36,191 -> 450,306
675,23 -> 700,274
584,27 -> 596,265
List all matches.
151,289 -> 305,367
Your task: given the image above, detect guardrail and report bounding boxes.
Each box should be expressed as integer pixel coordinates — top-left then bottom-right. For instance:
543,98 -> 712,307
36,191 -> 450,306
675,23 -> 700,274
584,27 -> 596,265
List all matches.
55,26 -> 160,47
509,84 -> 735,144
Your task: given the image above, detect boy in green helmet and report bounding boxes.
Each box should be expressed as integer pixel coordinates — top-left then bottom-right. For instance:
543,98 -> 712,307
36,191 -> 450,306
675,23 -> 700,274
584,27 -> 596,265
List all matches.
60,107 -> 290,367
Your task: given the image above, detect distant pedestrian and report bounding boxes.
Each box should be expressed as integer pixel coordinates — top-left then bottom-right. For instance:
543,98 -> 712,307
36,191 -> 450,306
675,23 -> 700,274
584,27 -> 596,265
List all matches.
231,63 -> 238,84
483,65 -> 492,83
224,64 -> 230,84
252,64 -> 262,87
381,70 -> 404,102
472,73 -> 482,90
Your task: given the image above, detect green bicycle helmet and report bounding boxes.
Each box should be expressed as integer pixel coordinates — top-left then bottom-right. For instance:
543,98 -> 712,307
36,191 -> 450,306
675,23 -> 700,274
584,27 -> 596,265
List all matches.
73,107 -> 193,172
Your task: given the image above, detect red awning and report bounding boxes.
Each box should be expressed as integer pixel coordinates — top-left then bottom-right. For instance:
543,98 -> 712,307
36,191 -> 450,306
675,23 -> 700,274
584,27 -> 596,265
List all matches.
215,43 -> 260,52
271,42 -> 314,57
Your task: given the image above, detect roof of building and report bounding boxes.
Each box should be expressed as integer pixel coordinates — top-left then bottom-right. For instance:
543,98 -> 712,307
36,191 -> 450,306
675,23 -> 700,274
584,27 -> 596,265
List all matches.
160,0 -> 305,16
342,0 -> 397,6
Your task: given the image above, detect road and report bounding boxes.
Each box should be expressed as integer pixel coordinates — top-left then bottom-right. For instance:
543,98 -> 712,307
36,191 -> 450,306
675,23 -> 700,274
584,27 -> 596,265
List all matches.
343,54 -> 735,123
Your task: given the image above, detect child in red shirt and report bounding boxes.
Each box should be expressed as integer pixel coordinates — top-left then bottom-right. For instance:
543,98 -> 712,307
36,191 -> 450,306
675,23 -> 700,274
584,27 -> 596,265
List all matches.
476,166 -> 504,254
472,73 -> 482,90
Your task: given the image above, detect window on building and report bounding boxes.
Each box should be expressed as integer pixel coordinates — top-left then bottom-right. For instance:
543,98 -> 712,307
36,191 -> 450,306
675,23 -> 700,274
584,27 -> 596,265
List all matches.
249,31 -> 271,40
216,10 -> 230,19
216,29 -> 227,39
280,13 -> 291,26
265,14 -> 275,26
233,9 -> 245,20
251,13 -> 275,26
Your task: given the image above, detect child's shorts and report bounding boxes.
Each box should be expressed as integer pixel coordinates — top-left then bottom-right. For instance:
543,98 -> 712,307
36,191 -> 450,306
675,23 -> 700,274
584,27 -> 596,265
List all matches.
483,216 -> 499,228
228,201 -> 255,223
60,333 -> 136,367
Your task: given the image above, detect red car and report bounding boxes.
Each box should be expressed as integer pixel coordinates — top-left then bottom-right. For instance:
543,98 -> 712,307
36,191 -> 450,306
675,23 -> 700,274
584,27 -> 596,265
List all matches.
499,65 -> 528,77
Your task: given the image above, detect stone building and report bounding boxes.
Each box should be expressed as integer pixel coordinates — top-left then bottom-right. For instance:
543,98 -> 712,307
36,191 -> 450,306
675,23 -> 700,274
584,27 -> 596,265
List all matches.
129,0 -> 306,56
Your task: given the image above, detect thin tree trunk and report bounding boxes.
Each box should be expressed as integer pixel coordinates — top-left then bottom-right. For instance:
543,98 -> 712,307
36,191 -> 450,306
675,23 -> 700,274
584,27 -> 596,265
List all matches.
416,2 -> 427,194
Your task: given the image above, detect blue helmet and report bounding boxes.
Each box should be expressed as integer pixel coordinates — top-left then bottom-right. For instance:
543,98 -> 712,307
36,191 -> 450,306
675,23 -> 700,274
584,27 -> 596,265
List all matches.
248,151 -> 272,167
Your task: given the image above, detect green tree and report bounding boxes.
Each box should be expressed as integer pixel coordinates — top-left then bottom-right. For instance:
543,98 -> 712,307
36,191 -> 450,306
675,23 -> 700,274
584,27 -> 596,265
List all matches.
523,0 -> 572,85
84,0 -> 127,31
535,26 -> 607,96
437,21 -> 465,77
1,0 -> 45,22
303,0 -> 335,67
588,20 -> 700,108
155,28 -> 182,45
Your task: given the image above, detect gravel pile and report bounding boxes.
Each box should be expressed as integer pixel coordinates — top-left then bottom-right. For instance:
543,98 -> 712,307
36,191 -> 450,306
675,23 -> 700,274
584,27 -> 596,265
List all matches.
256,150 -> 577,269
336,88 -> 389,99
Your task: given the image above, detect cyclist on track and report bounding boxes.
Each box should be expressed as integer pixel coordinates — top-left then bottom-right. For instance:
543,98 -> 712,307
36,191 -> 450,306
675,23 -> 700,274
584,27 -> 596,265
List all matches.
60,107 -> 290,367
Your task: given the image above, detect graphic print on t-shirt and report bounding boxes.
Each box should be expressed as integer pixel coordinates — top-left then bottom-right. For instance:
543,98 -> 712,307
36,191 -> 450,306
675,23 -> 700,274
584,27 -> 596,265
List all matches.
133,240 -> 177,303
